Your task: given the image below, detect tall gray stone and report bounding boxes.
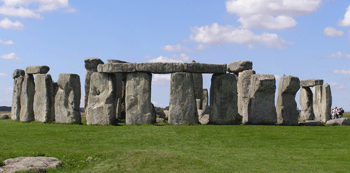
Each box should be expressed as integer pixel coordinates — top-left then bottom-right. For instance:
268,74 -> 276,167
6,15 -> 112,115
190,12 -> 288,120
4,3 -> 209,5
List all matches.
86,72 -> 116,125
84,58 -> 104,110
246,74 -> 276,124
20,75 -> 35,122
26,66 -> 50,74
313,85 -> 322,121
201,88 -> 208,116
238,70 -> 255,122
11,75 -> 24,120
169,72 -> 198,125
34,74 -> 55,123
321,84 -> 332,123
276,75 -> 300,125
13,69 -> 25,79
55,74 -> 81,124
125,72 -> 155,124
192,73 -> 203,105
210,73 -> 240,125
299,87 -> 314,121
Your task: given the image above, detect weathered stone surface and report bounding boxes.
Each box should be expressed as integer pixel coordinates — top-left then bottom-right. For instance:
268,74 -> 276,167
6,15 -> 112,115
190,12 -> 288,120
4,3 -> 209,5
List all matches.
125,72 -> 155,124
238,70 -> 255,122
299,87 -> 314,121
107,59 -> 128,64
321,84 -> 332,123
227,61 -> 253,73
20,75 -> 35,122
116,98 -> 122,119
201,89 -> 208,116
184,63 -> 227,73
246,74 -> 276,124
34,74 -> 55,123
97,63 -> 137,73
84,58 -> 104,110
0,114 -> 9,119
55,74 -> 81,124
156,118 -> 165,123
169,72 -> 198,124
210,73 -> 240,125
136,63 -> 184,74
298,120 -> 324,126
192,73 -> 203,102
199,114 -> 209,125
84,58 -> 104,70
1,157 -> 62,173
12,69 -> 25,79
326,118 -> 350,126
11,76 -> 24,120
86,73 -> 116,125
25,65 -> 50,74
300,79 -> 323,87
276,75 -> 300,125
313,85 -> 323,121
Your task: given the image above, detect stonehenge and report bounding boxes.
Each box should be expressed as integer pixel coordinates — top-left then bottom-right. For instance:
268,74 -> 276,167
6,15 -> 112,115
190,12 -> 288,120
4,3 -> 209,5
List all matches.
20,74 -> 35,122
11,69 -> 25,120
34,74 -> 55,123
84,58 -> 104,110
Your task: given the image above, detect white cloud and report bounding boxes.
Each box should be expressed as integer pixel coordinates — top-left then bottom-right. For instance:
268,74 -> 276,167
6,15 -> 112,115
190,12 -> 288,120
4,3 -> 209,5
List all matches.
323,27 -> 344,37
147,56 -> 182,63
325,51 -> 350,58
0,52 -> 20,60
195,44 -> 206,50
172,53 -> 190,61
0,5 -> 42,18
339,5 -> 350,27
189,23 -> 288,49
0,18 -> 24,30
161,44 -> 192,53
0,39 -> 15,45
152,74 -> 171,86
0,0 -> 74,13
332,69 -> 350,75
225,0 -> 322,30
0,73 -> 7,76
329,82 -> 346,90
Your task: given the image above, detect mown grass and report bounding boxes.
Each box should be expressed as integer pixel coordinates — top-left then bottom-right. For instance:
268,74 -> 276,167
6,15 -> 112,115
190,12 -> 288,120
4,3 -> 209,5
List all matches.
1,114 -> 350,172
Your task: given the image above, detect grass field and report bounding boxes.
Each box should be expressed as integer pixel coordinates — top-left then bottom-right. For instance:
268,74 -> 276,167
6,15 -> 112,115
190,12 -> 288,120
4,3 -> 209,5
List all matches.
1,113 -> 350,172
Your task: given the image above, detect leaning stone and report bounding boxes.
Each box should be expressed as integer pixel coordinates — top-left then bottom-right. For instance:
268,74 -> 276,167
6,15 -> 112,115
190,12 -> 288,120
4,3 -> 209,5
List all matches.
183,63 -> 227,73
326,118 -> 350,126
169,72 -> 198,124
227,61 -> 253,73
313,85 -> 322,121
125,72 -> 155,124
238,70 -> 255,122
12,69 -> 25,79
20,75 -> 35,122
84,58 -> 104,110
0,114 -> 9,119
276,75 -> 300,125
299,87 -> 314,121
298,120 -> 324,126
25,65 -> 50,74
136,63 -> 184,74
55,74 -> 81,124
1,157 -> 62,173
97,63 -> 137,73
34,74 -> 55,123
11,76 -> 24,120
246,74 -> 277,124
320,84 -> 332,123
300,79 -> 323,87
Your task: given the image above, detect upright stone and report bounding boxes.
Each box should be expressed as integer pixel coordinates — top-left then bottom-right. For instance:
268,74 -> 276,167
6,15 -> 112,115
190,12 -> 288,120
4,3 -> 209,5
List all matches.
11,69 -> 25,120
210,73 -> 240,125
20,75 -> 35,122
313,85 -> 323,121
84,58 -> 104,110
321,84 -> 332,123
86,72 -> 116,125
246,74 -> 276,124
125,72 -> 155,124
238,70 -> 255,123
299,87 -> 314,121
192,73 -> 203,107
169,72 -> 198,125
55,74 -> 81,124
34,74 -> 55,123
276,75 -> 300,125
201,89 -> 208,115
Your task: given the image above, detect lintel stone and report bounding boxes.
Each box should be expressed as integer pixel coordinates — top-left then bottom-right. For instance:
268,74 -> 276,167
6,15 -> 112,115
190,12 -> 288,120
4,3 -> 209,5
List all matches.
227,61 -> 253,73
300,79 -> 323,87
97,63 -> 136,73
26,66 -> 50,74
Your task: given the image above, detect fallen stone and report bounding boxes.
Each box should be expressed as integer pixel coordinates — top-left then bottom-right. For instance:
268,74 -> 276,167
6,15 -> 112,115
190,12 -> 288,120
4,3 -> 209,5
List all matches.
20,75 -> 35,122
326,118 -> 350,126
210,73 -> 240,125
34,74 -> 55,123
55,74 -> 81,124
25,65 -> 50,74
321,84 -> 332,123
136,63 -> 184,74
299,87 -> 314,121
0,114 -> 9,119
11,76 -> 24,121
97,63 -> 137,73
238,70 -> 255,123
313,85 -> 322,121
183,63 -> 227,73
156,118 -> 165,123
12,69 -> 25,79
1,157 -> 62,173
276,75 -> 300,125
227,61 -> 253,73
298,120 -> 324,126
300,79 -> 323,87
84,58 -> 104,110
169,72 -> 198,124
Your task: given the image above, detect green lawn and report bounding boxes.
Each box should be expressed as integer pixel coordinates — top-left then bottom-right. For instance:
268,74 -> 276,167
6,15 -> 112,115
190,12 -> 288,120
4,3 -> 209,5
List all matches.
1,116 -> 350,172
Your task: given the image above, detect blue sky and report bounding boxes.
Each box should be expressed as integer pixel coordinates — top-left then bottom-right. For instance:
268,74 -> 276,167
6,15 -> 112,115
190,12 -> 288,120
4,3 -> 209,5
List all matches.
1,0 -> 350,110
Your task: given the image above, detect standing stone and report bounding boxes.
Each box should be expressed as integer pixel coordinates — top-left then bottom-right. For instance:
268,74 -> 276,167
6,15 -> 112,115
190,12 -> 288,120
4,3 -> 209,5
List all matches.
169,72 -> 198,125
210,73 -> 239,125
11,69 -> 25,120
84,58 -> 104,110
86,72 -> 116,125
13,69 -> 25,79
246,74 -> 276,124
238,70 -> 255,122
20,75 -> 35,122
125,72 -> 155,124
276,75 -> 300,125
299,87 -> 314,121
201,89 -> 208,115
55,74 -> 81,124
34,74 -> 55,123
192,73 -> 203,107
321,84 -> 332,123
313,85 -> 323,121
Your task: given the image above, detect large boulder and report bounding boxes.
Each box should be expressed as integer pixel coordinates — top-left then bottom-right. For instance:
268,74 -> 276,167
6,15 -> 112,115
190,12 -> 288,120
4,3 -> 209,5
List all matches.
326,118 -> 350,126
34,74 -> 55,123
26,65 -> 50,74
20,75 -> 35,122
84,58 -> 104,110
313,85 -> 323,121
125,72 -> 155,124
299,87 -> 314,121
321,84 -> 332,123
238,70 -> 255,122
210,73 -> 240,125
11,74 -> 24,121
86,72 -> 116,125
55,74 -> 81,124
0,157 -> 62,173
169,72 -> 198,124
276,75 -> 300,125
227,61 -> 253,74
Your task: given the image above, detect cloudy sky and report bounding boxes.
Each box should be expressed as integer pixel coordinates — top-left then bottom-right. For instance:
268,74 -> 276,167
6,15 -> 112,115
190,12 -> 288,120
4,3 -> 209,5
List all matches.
0,0 -> 350,110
